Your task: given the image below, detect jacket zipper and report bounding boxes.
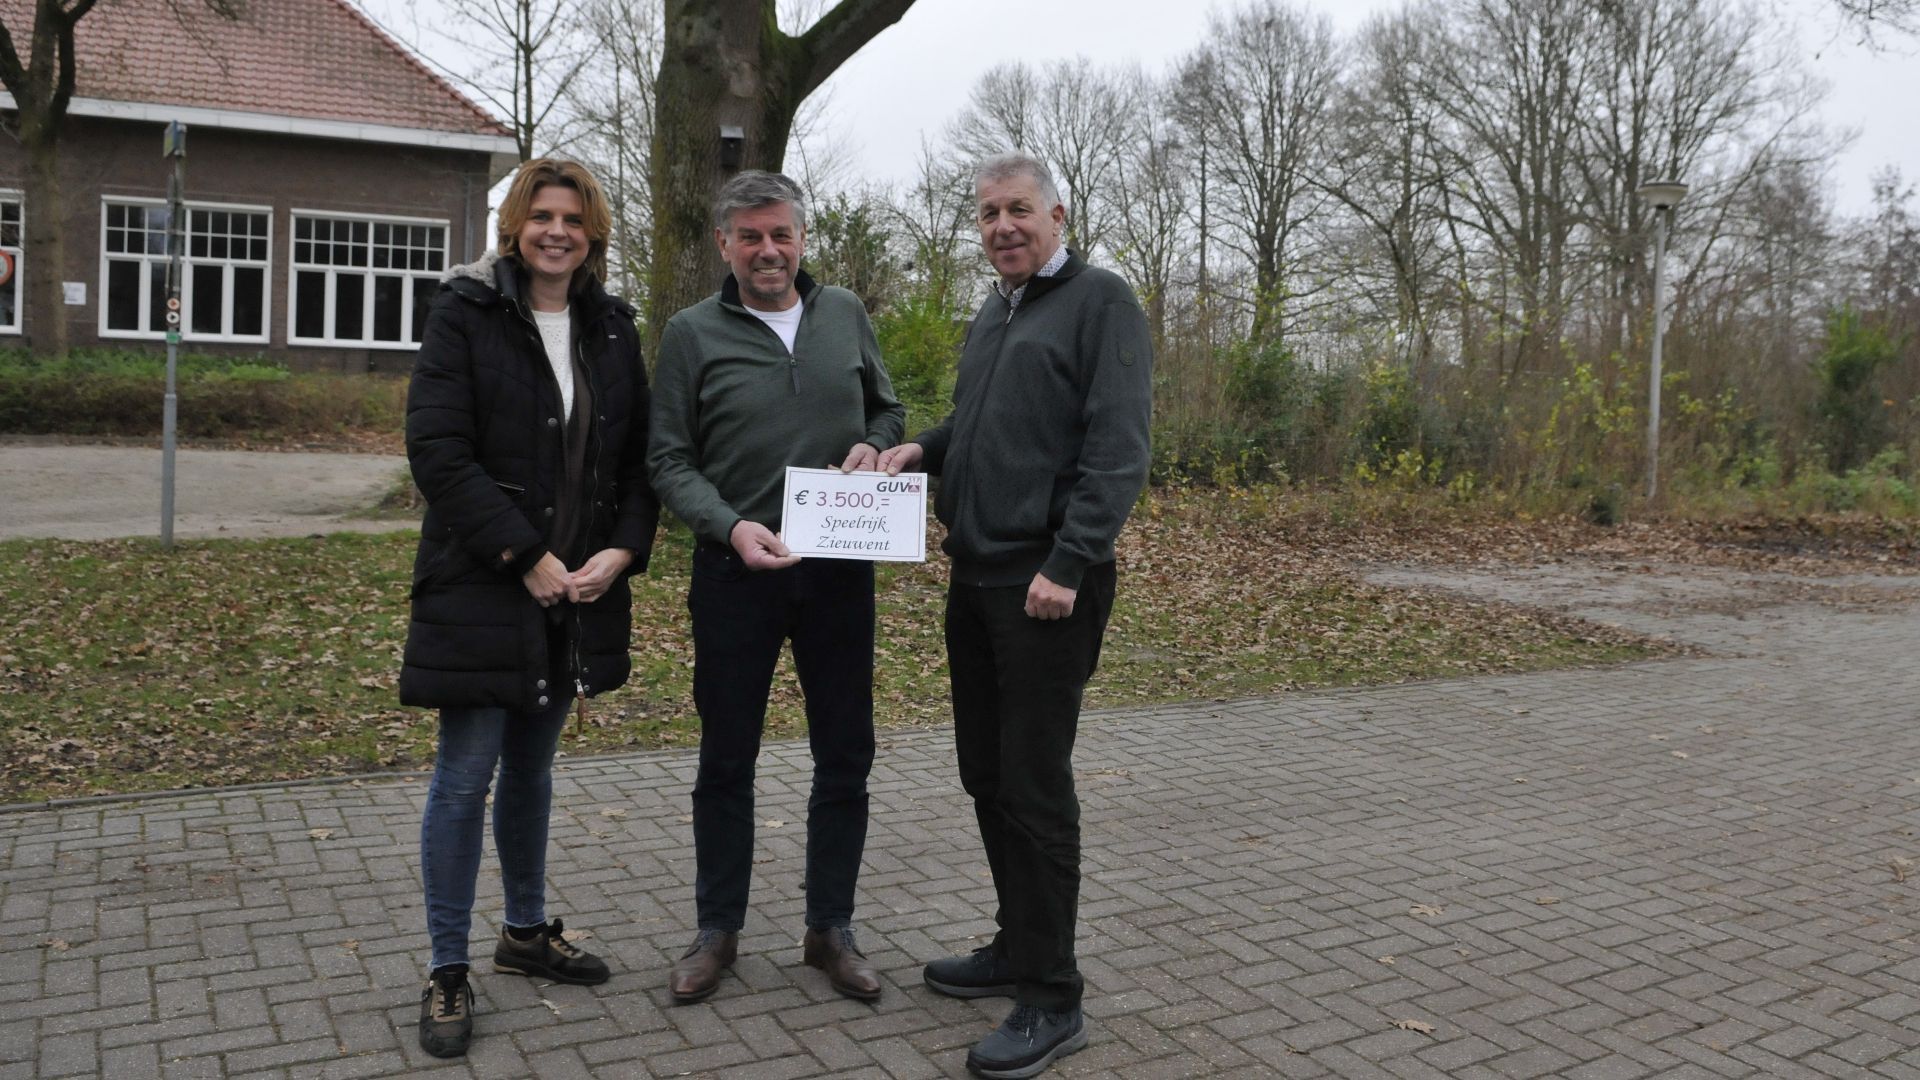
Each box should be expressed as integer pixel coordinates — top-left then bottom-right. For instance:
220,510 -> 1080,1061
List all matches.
571,317 -> 603,732
518,296 -> 589,728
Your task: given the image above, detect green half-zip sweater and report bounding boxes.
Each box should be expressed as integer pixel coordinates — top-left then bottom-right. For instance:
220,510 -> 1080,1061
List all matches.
648,269 -> 905,546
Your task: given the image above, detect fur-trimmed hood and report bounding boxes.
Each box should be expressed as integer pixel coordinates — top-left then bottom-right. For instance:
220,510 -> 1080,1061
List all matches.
441,248 -> 504,286
437,249 -> 634,321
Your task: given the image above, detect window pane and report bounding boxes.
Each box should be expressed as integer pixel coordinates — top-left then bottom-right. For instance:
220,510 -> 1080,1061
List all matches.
147,207 -> 170,254
190,234 -> 207,259
334,273 -> 364,341
232,266 -> 264,336
108,204 -> 125,230
0,272 -> 16,331
148,262 -> 169,332
250,238 -> 266,262
106,261 -> 140,330
294,271 -> 326,339
411,278 -> 438,344
372,275 -> 404,341
294,241 -> 311,264
294,217 -> 311,241
191,263 -> 223,335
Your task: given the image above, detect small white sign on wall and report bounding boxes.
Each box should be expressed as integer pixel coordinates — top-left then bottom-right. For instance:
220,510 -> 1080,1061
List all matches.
62,282 -> 85,305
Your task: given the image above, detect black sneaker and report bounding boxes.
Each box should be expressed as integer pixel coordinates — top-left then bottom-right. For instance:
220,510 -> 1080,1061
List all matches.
924,944 -> 1016,998
965,1004 -> 1088,1079
492,918 -> 611,986
417,967 -> 473,1058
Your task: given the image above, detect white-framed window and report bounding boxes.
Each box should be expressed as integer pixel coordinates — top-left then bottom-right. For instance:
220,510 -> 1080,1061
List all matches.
99,199 -> 271,342
288,212 -> 447,349
0,193 -> 21,335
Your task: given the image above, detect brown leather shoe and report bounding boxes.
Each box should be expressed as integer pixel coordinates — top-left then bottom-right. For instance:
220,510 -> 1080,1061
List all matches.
669,929 -> 737,1004
803,926 -> 881,1001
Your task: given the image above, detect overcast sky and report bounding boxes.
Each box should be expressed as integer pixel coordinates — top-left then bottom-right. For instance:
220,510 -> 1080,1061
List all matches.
361,0 -> 1919,218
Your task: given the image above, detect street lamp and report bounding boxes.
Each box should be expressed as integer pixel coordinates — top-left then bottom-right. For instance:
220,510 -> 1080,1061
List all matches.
1635,179 -> 1687,500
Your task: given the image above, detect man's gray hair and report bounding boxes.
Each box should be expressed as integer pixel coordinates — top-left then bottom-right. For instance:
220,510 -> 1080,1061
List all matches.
974,151 -> 1063,210
713,170 -> 807,231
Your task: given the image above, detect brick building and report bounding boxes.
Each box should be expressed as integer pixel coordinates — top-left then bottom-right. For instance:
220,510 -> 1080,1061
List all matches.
0,0 -> 516,372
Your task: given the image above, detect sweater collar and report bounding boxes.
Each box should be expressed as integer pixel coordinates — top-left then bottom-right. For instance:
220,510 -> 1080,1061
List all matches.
719,266 -> 820,313
995,248 -> 1086,312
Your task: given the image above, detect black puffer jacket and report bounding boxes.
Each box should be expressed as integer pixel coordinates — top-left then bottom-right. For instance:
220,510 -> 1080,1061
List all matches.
399,251 -> 658,712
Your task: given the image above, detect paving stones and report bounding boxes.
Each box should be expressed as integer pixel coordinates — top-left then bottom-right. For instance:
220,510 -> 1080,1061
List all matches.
3,561 -> 1919,1077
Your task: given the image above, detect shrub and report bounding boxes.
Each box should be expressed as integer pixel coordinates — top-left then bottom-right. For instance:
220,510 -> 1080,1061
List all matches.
1816,306 -> 1903,472
874,286 -> 964,409
0,347 -> 403,439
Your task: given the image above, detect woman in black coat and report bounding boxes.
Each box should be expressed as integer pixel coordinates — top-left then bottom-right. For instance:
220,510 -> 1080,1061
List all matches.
401,158 -> 658,1059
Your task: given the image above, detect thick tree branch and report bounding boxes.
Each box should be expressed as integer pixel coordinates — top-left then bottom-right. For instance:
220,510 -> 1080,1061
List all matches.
0,20 -> 28,102
792,0 -> 913,101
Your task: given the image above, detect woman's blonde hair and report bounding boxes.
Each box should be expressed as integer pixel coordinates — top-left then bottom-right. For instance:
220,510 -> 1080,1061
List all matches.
495,157 -> 611,283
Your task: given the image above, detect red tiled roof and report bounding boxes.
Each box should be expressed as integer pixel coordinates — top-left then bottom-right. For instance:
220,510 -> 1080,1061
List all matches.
0,0 -> 510,138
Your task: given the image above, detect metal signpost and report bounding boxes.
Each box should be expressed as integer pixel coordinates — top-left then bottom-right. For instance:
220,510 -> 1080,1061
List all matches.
160,122 -> 186,548
1634,179 -> 1687,501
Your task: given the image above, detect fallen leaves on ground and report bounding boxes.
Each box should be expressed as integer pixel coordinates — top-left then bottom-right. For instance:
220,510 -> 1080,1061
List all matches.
1,486 -> 1909,803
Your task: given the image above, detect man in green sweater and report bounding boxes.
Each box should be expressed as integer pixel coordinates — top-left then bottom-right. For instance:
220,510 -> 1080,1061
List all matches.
878,152 -> 1153,1079
648,170 -> 904,1005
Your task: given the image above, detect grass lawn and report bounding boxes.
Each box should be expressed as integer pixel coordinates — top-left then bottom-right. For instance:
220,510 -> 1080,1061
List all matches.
0,490 -> 1667,804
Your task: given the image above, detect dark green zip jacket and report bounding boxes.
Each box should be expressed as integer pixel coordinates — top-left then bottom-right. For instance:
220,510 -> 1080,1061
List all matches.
648,269 -> 904,546
913,250 -> 1153,590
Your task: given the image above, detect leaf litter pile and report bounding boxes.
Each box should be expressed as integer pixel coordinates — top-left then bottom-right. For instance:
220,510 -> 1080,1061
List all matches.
4,486 -> 1907,803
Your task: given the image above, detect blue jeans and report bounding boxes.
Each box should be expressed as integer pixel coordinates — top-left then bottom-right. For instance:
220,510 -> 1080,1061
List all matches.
420,698 -> 569,972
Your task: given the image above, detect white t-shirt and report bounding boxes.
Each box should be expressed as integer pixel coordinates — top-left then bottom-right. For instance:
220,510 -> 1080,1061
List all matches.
745,297 -> 804,354
532,308 -> 574,418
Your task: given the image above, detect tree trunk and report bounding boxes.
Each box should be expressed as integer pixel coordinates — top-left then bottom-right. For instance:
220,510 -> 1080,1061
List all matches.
18,117 -> 64,357
646,0 -> 915,348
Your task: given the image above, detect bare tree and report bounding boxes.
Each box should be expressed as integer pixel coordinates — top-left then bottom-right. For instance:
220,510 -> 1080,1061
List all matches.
422,0 -> 600,162
0,0 -> 241,356
947,62 -> 1039,162
563,0 -> 661,300
945,58 -> 1141,257
1321,8 -> 1455,370
1109,71 -> 1187,350
1828,0 -> 1919,40
1173,0 -> 1341,345
1416,0 -> 1600,374
887,137 -> 974,312
1571,0 -> 1808,358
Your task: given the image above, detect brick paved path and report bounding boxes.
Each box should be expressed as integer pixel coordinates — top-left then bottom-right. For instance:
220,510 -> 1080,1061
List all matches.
3,563 -> 1919,1078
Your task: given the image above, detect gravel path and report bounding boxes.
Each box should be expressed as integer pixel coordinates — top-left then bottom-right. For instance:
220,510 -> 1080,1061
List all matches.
0,443 -> 410,541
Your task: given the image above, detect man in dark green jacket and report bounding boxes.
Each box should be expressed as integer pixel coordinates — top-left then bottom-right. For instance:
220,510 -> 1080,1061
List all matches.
648,170 -> 904,1006
879,151 -> 1153,1079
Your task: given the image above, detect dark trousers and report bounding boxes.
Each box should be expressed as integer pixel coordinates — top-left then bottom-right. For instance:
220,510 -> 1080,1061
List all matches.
945,561 -> 1116,1011
688,545 -> 876,932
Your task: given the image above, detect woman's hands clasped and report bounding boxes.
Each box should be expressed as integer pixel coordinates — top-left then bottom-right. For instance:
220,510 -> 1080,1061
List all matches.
522,549 -> 635,606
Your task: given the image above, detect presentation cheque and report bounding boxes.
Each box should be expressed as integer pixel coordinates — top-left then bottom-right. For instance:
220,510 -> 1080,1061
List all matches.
780,466 -> 928,562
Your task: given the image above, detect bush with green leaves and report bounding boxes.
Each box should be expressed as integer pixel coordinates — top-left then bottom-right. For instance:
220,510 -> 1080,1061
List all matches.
1816,306 -> 1904,472
874,285 -> 964,410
